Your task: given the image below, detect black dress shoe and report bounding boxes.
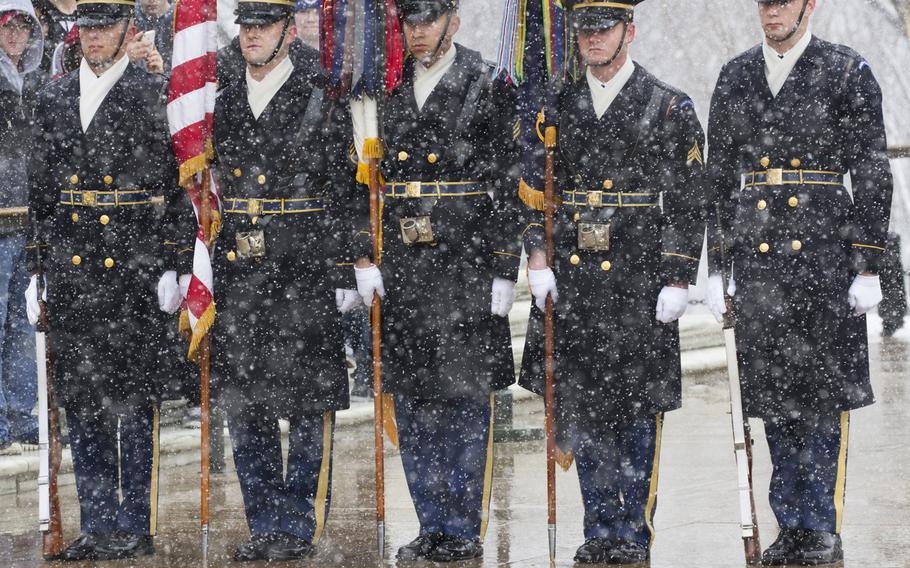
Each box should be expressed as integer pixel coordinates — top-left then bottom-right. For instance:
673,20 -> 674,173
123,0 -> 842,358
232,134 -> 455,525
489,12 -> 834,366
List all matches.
792,530 -> 843,566
427,536 -> 483,562
265,532 -> 314,561
233,533 -> 277,562
107,532 -> 154,559
573,538 -> 612,564
608,539 -> 649,564
396,533 -> 444,560
61,533 -> 111,561
761,528 -> 803,566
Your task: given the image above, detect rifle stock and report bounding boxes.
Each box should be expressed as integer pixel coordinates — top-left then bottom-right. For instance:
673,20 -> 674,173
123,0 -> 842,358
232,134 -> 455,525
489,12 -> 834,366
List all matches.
715,204 -> 761,564
31,213 -> 65,559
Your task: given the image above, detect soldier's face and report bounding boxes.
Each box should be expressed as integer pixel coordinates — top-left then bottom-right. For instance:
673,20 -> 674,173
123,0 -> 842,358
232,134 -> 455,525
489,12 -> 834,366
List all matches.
759,0 -> 815,42
403,12 -> 459,65
80,20 -> 132,67
294,9 -> 319,48
239,18 -> 296,66
577,22 -> 635,67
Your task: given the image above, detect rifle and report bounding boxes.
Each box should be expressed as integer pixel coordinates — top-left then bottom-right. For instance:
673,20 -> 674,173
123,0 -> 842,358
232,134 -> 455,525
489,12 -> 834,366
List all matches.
715,203 -> 761,564
28,210 -> 65,560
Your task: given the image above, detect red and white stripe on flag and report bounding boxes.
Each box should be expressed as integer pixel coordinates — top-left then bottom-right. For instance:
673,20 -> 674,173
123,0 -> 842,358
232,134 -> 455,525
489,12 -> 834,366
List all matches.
167,0 -> 219,360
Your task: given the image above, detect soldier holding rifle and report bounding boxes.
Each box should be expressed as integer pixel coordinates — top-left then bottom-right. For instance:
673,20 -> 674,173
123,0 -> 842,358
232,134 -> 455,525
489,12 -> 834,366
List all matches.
705,0 -> 893,564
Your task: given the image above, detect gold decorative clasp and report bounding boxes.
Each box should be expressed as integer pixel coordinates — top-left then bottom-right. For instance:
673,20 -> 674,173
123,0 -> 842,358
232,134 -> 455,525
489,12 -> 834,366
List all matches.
405,181 -> 422,198
586,190 -> 602,207
246,199 -> 262,216
82,191 -> 96,207
766,168 -> 783,186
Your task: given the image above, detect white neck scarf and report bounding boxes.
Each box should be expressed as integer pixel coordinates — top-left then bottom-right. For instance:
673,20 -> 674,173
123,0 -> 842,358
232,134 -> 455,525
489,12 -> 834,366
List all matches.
586,56 -> 635,119
246,56 -> 294,120
762,28 -> 812,98
412,43 -> 456,111
79,55 -> 129,133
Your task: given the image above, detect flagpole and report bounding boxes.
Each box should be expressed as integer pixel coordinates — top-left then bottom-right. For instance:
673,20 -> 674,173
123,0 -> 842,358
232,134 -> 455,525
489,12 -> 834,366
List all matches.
543,123 -> 557,565
198,171 -> 212,567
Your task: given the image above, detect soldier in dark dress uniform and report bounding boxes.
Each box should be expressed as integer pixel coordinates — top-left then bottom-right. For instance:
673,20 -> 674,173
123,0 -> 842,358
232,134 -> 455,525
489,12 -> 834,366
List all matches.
351,0 -> 523,562
518,1 -> 706,564
27,0 -> 194,559
705,0 -> 893,564
211,0 -> 356,560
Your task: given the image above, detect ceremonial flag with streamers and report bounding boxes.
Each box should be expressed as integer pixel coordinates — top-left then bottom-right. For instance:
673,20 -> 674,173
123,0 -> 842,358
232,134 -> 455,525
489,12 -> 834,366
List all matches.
496,0 -> 569,211
167,0 -> 220,360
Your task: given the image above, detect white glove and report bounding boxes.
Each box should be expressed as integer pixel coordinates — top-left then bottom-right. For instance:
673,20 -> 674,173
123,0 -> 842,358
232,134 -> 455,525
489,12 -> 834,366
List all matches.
354,264 -> 385,307
157,271 -> 182,314
706,273 -> 737,323
26,275 -> 47,326
847,274 -> 882,316
335,288 -> 360,313
490,277 -> 516,317
178,273 -> 192,298
656,286 -> 689,323
527,267 -> 558,312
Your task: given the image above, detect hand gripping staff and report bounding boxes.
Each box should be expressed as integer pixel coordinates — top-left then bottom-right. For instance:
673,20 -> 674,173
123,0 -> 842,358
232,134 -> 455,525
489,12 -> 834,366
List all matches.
715,203 -> 762,564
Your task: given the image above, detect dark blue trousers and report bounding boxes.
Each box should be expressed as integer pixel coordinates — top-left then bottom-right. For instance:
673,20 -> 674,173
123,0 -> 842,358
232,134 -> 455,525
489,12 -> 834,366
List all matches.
66,403 -> 159,535
763,412 -> 849,533
228,407 -> 335,542
574,413 -> 663,546
394,395 -> 494,541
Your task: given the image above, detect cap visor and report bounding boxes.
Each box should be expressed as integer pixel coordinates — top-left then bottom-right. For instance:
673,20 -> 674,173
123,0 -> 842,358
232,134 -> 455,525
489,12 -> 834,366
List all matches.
77,15 -> 122,27
402,8 -> 443,24
573,14 -> 622,32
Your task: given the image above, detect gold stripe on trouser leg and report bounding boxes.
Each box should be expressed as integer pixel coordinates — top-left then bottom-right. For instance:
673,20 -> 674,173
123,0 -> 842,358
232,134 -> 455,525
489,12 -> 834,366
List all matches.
478,393 -> 496,543
643,413 -> 663,548
834,411 -> 850,534
149,406 -> 160,536
311,411 -> 335,545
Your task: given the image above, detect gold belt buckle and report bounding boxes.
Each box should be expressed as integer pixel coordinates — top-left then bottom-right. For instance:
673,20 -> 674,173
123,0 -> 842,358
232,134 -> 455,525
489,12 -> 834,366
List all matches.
82,191 -> 96,206
405,181 -> 422,198
587,190 -> 602,207
247,199 -> 263,216
766,168 -> 784,186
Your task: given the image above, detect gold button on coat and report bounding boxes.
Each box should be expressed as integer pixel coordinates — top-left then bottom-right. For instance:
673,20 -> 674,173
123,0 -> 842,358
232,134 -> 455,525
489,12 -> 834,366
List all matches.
759,243 -> 770,253
227,251 -> 237,262
71,213 -> 79,223
790,158 -> 801,168
760,157 -> 770,168
233,168 -> 242,177
602,179 -> 614,190
573,212 -> 581,222
103,175 -> 113,185
99,214 -> 110,225
569,254 -> 580,265
104,258 -> 114,268
791,240 -> 802,251
601,260 -> 612,271
257,174 -> 266,185
71,255 -> 81,266
427,153 -> 438,164
757,199 -> 767,210
398,151 -> 409,161
69,175 -> 79,184
788,196 -> 799,208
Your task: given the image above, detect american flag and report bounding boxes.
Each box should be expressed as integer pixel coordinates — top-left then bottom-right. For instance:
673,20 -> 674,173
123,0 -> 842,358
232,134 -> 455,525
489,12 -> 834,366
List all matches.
167,0 -> 220,359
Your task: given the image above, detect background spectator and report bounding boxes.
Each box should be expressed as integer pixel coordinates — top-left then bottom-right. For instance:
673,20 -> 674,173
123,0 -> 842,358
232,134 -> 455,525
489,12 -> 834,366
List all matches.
0,0 -> 43,455
133,0 -> 172,72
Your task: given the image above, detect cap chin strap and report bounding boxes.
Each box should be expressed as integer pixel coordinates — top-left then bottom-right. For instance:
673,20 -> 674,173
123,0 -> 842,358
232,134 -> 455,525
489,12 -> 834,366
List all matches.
418,10 -> 453,66
774,0 -> 809,43
250,15 -> 291,68
89,18 -> 130,72
586,19 -> 628,69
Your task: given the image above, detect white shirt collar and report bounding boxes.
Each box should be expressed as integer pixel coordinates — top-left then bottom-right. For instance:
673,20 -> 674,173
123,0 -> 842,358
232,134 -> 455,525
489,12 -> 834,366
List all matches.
585,56 -> 635,119
762,28 -> 813,97
246,56 -> 294,120
413,43 -> 457,111
79,55 -> 129,133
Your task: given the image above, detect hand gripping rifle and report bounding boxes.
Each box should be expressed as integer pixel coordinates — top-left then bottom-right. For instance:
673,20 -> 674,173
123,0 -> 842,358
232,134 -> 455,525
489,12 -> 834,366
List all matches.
29,210 -> 65,559
714,203 -> 761,563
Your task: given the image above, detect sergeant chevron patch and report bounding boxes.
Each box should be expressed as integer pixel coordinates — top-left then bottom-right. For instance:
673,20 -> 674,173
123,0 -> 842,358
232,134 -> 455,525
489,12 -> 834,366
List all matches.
687,141 -> 703,166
